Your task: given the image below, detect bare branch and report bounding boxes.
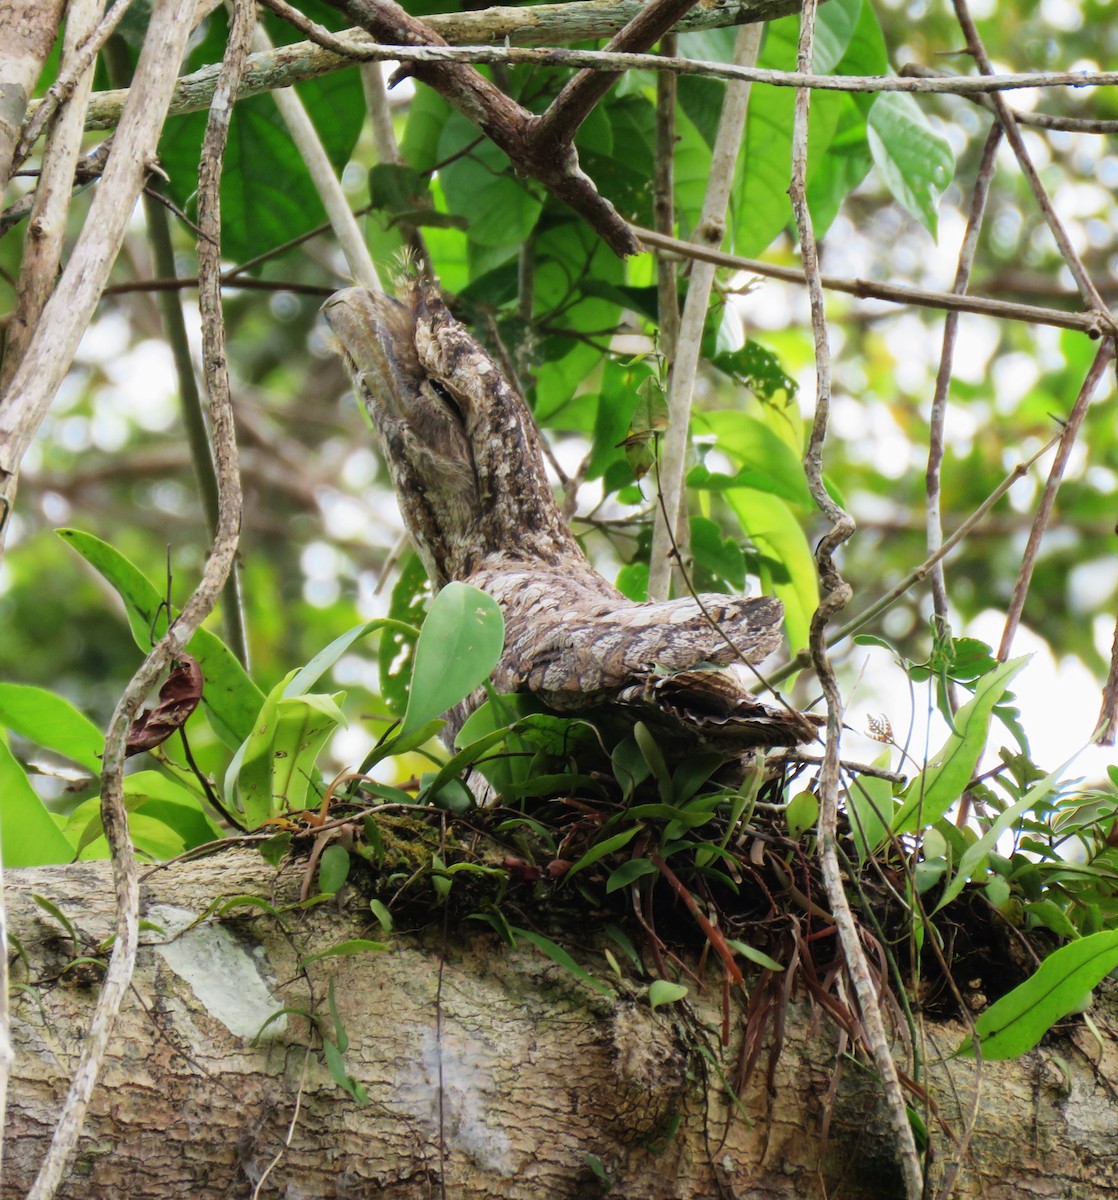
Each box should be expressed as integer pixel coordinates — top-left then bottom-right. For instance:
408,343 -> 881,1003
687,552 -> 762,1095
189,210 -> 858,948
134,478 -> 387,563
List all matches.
789,2 -> 921,1194
59,43 -> 1118,137
633,227 -> 1108,336
925,124 -> 1002,705
951,0 -> 1113,325
648,22 -> 762,599
901,63 -> 1118,134
530,0 -> 701,151
0,0 -> 67,198
998,343 -> 1115,661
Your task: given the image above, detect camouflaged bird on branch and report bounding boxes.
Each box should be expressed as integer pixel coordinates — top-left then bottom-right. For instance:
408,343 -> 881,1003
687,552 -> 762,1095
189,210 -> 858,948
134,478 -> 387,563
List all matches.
324,279 -> 821,756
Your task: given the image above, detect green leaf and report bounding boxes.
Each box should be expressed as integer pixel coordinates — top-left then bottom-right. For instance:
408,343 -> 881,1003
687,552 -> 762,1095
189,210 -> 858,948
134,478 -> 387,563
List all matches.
0,684 -> 103,774
58,529 -> 263,749
369,899 -> 393,933
300,937 -> 388,967
606,858 -> 659,893
956,931 -> 1118,1060
564,827 -> 642,880
511,927 -> 615,999
270,692 -> 348,811
401,583 -> 504,737
317,844 -> 351,896
894,657 -> 1029,834
934,756 -> 1072,911
379,552 -> 429,717
286,618 -> 416,700
725,939 -> 785,972
723,488 -> 818,655
785,790 -> 819,840
866,92 -> 955,238
67,770 -> 220,858
648,980 -> 688,1009
693,412 -> 813,509
0,736 -> 74,866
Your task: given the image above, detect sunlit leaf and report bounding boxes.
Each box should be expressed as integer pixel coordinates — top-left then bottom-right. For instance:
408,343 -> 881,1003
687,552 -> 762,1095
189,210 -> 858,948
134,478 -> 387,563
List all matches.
894,658 -> 1029,834
401,583 -> 504,737
0,736 -> 74,866
956,931 -> 1118,1060
0,683 -> 103,774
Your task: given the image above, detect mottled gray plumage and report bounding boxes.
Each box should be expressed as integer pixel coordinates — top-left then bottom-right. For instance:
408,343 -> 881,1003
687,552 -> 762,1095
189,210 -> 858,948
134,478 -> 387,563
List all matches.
323,281 -> 820,752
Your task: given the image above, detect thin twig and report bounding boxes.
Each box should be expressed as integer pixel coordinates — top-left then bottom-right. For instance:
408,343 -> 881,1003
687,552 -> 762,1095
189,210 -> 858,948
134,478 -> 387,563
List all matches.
1096,606 -> 1118,747
251,23 -> 381,293
12,0 -> 137,169
22,5 -> 247,1197
653,35 -> 680,367
60,45 -> 1118,135
530,0 -> 702,150
900,63 -> 1118,134
633,227 -> 1107,337
648,22 -> 763,600
925,123 -> 1002,710
0,0 -> 101,394
251,1048 -> 310,1200
998,343 -> 1116,660
789,2 -> 921,1195
950,0 -> 1112,326
768,435 -> 1063,686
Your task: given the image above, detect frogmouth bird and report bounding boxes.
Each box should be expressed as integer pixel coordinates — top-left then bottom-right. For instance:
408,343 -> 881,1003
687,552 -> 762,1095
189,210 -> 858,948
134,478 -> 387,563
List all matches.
323,280 -> 820,755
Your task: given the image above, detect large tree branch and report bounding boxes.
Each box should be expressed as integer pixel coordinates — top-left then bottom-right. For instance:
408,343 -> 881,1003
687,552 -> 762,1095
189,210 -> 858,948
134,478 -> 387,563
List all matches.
6,852 -> 1118,1199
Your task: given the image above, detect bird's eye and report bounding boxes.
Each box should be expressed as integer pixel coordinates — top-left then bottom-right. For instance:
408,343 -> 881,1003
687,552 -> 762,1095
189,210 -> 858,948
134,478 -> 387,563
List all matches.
429,379 -> 464,421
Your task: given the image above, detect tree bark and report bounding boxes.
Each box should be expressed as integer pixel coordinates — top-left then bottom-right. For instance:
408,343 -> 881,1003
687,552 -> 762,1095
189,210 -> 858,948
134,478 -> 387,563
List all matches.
5,852 -> 1117,1199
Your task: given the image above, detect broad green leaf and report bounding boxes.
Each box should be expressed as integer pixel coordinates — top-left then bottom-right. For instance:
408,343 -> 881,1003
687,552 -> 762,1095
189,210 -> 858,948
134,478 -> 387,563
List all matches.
317,844 -> 351,896
273,692 -> 347,808
847,763 -> 894,862
58,529 -> 263,749
648,980 -> 688,1009
224,671 -> 295,827
732,0 -> 860,255
437,112 -> 543,254
0,736 -> 74,866
786,790 -> 819,840
67,770 -> 220,858
894,658 -> 1029,834
0,683 -> 103,774
378,552 -> 429,717
723,488 -> 818,655
693,412 -> 813,509
957,931 -> 1118,1060
511,927 -> 615,1000
401,583 -> 504,738
158,4 -> 364,262
935,757 -> 1072,911
286,618 -> 417,700
866,93 -> 955,238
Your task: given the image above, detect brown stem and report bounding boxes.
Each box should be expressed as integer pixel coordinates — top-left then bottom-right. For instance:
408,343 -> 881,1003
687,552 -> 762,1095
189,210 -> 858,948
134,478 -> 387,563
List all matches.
320,0 -> 640,255
531,0 -> 700,150
633,226 -> 1108,337
925,123 -> 1002,715
998,344 -> 1116,661
950,0 -> 1113,326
